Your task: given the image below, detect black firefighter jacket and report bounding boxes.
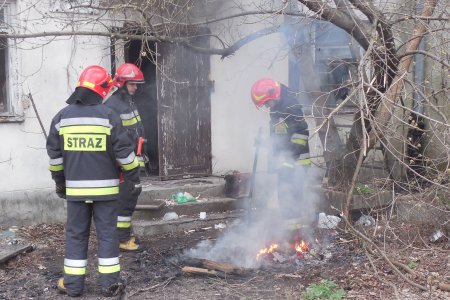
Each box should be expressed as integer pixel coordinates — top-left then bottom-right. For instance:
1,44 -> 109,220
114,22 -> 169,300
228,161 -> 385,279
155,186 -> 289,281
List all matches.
104,90 -> 146,167
46,88 -> 140,202
269,84 -> 311,170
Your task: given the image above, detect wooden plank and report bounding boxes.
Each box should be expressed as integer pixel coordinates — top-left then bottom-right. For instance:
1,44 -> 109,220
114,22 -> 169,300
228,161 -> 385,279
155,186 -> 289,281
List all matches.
182,266 -> 218,277
181,257 -> 245,275
0,244 -> 33,264
201,259 -> 245,275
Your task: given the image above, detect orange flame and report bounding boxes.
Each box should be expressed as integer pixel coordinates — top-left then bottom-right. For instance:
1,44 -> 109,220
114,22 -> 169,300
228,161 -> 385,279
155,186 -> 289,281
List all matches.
256,243 -> 278,260
294,240 -> 309,255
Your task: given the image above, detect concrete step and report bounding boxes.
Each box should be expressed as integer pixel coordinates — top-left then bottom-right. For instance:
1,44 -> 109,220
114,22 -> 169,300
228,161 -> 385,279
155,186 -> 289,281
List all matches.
134,197 -> 250,219
138,176 -> 226,204
133,211 -> 244,236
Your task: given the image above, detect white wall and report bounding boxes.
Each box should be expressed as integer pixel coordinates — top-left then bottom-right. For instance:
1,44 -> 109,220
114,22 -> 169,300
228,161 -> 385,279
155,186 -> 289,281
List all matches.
0,2 -> 112,192
208,2 -> 289,175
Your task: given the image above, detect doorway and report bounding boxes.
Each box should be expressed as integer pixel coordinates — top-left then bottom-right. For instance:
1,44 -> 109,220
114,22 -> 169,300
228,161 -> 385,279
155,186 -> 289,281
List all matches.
121,33 -> 212,180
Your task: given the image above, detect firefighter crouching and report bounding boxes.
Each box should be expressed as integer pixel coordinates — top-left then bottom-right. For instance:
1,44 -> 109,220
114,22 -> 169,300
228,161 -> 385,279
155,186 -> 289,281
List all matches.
104,63 -> 146,251
250,78 -> 311,228
46,65 -> 141,297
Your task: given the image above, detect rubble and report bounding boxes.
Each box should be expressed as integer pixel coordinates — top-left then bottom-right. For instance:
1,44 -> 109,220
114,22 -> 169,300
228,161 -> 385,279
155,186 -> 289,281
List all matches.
355,215 -> 376,226
163,212 -> 179,221
317,213 -> 341,229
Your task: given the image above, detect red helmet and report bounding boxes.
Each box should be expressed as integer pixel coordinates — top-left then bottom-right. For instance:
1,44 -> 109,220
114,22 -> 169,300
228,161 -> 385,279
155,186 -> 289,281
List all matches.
250,78 -> 281,107
76,65 -> 113,99
113,63 -> 145,88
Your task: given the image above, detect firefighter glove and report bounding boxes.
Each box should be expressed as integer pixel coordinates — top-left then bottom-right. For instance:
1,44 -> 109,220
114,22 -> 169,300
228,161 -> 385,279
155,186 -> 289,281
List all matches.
55,183 -> 66,199
130,183 -> 142,196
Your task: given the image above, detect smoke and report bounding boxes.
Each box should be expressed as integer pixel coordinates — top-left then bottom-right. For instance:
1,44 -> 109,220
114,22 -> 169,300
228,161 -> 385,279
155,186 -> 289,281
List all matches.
186,168 -> 322,268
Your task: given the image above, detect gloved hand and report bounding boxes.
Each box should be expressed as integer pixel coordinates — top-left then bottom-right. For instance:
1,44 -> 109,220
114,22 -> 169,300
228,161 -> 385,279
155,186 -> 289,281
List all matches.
130,183 -> 142,196
55,183 -> 66,199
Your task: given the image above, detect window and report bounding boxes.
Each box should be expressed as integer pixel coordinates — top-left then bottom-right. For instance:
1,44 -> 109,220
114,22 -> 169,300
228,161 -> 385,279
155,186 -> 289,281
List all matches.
313,21 -> 359,107
0,2 -> 21,121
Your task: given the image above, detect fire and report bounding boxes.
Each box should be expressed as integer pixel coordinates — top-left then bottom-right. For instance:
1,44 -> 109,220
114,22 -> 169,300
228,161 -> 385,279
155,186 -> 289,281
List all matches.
256,243 -> 278,260
294,240 -> 309,256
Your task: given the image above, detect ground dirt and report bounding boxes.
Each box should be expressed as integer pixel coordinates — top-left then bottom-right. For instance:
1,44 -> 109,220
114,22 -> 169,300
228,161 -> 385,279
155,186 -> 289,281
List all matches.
1,214 -> 449,300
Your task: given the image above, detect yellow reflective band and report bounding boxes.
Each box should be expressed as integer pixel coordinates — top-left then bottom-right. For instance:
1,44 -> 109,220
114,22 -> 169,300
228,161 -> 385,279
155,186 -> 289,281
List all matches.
137,115 -> 141,121
64,266 -> 86,275
291,138 -> 307,145
139,161 -> 145,167
66,187 -> 119,196
117,221 -> 131,228
49,165 -> 64,171
282,162 -> 294,168
98,264 -> 120,274
122,117 -> 139,127
63,134 -> 107,151
81,81 -> 96,89
59,125 -> 111,135
274,122 -> 288,134
121,157 -> 139,171
296,158 -> 312,165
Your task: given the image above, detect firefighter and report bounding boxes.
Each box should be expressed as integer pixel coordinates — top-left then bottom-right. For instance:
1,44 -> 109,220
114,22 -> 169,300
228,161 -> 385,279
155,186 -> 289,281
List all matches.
47,65 -> 141,297
104,63 -> 146,251
250,78 -> 311,228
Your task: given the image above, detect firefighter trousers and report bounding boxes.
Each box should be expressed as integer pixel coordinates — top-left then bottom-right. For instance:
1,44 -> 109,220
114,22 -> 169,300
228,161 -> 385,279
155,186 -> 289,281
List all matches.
64,200 -> 120,295
117,179 -> 141,242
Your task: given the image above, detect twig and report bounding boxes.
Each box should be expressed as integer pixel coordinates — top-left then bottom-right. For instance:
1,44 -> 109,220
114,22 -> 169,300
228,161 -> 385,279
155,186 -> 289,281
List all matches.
128,277 -> 174,298
0,275 -> 14,285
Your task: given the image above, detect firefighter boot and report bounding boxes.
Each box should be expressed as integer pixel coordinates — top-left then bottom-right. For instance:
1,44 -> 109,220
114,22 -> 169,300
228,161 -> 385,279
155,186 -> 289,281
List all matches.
57,278 -> 82,297
119,237 -> 142,252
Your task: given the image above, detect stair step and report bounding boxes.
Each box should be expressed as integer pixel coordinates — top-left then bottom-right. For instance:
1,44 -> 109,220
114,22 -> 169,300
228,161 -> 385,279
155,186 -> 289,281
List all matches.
133,211 -> 244,237
134,197 -> 248,219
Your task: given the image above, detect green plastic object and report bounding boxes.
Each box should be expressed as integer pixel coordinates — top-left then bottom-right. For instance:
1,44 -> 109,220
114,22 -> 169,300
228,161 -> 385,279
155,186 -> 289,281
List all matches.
171,192 -> 196,204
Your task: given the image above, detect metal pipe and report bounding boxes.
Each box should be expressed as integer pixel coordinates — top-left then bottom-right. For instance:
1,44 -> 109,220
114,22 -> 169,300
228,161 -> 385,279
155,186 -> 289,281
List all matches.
413,2 -> 426,114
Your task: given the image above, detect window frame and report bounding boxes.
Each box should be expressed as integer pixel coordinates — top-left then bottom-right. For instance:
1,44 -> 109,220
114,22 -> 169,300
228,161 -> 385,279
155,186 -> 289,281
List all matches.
0,1 -> 22,122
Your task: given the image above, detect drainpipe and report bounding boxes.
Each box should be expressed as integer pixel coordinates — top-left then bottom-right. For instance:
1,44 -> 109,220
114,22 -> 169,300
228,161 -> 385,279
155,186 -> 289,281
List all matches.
413,2 -> 426,114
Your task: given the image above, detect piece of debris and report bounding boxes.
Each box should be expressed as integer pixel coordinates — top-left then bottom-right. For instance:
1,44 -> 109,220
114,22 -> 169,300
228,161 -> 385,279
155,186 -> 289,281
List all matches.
135,201 -> 165,211
181,266 -> 225,278
355,215 -> 376,226
214,223 -> 226,230
272,251 -> 286,263
429,230 -> 445,242
199,212 -> 206,219
171,192 -> 196,204
317,213 -> 341,229
181,257 -> 247,275
162,212 -> 179,221
0,244 -> 34,264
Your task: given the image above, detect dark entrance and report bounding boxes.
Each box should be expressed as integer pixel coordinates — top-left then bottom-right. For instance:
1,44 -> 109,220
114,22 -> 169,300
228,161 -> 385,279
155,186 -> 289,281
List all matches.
122,35 -> 212,180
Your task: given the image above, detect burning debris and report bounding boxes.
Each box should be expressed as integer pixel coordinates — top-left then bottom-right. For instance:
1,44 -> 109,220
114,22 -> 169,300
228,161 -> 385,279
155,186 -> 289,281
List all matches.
256,239 -> 309,262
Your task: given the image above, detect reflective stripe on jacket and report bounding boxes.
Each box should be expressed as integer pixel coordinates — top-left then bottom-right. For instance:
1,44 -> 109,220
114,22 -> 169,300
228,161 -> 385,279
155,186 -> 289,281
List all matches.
104,90 -> 145,143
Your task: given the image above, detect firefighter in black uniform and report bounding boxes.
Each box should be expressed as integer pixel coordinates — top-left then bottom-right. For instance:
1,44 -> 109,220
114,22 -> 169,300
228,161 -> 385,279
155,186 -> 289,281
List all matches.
104,63 -> 146,251
47,65 -> 141,297
250,78 -> 311,228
